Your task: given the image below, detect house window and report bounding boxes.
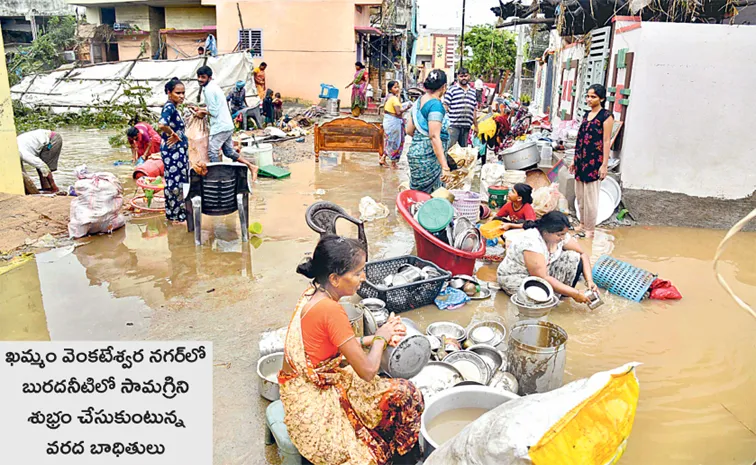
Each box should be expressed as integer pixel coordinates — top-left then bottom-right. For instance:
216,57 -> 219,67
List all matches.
239,29 -> 263,58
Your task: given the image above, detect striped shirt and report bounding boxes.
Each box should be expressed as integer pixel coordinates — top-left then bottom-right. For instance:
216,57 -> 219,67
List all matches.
443,83 -> 477,127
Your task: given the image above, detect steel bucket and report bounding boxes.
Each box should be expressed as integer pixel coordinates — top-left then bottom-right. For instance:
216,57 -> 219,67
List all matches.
380,318 -> 431,379
507,320 -> 568,395
419,385 -> 518,458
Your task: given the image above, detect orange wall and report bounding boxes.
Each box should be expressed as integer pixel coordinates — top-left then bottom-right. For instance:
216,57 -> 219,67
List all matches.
163,32 -> 210,59
117,33 -> 152,61
354,4 -> 371,27
215,0 -> 361,102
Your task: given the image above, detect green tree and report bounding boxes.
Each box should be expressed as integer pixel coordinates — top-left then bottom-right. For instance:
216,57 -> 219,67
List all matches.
460,25 -> 516,81
9,16 -> 77,86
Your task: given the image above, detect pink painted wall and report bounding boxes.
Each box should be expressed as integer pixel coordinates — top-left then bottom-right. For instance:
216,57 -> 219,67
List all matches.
215,0 -> 375,102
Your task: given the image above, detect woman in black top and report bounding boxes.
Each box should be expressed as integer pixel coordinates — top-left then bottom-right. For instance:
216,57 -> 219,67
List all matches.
571,84 -> 614,237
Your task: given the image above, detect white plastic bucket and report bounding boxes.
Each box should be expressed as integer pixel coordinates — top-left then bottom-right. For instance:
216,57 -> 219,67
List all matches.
241,143 -> 274,167
540,144 -> 553,164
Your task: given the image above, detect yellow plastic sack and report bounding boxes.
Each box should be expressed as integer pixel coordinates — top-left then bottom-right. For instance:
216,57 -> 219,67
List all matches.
529,365 -> 640,465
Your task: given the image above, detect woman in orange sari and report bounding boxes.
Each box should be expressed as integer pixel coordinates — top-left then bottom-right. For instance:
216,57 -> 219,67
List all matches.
279,235 -> 424,464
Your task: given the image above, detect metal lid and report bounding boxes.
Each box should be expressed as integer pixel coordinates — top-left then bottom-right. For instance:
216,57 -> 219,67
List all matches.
488,185 -> 509,194
417,198 -> 455,233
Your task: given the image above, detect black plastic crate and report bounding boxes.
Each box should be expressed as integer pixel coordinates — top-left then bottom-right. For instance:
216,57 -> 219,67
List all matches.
357,255 -> 451,313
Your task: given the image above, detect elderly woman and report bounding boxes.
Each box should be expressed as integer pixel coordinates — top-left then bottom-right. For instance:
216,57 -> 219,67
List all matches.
279,235 -> 423,464
497,211 -> 597,305
405,69 -> 452,194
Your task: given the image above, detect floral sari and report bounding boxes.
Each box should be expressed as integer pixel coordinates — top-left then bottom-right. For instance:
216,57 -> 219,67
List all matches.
351,69 -> 368,117
278,288 -> 423,465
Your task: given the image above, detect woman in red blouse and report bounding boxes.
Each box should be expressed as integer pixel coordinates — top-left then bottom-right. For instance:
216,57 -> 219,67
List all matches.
127,122 -> 162,163
571,84 -> 614,238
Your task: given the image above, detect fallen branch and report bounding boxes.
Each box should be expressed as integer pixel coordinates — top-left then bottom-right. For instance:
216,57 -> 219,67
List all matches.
496,17 -> 556,28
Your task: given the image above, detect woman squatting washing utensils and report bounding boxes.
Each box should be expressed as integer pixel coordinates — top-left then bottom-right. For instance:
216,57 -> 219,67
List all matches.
572,83 -> 614,238
497,211 -> 599,306
278,235 -> 424,464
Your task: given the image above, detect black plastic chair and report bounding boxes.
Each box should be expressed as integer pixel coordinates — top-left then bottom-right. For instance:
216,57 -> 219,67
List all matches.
185,162 -> 250,246
305,201 -> 368,255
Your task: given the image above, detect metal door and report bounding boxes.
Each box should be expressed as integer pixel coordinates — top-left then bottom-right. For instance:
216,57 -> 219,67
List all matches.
577,26 -> 611,117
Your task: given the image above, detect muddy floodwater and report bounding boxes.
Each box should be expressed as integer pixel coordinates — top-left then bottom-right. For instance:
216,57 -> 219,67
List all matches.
2,129 -> 755,464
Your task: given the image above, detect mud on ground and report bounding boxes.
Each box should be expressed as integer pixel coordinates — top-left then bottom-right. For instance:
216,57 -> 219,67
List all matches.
623,188 -> 756,231
0,194 -> 71,253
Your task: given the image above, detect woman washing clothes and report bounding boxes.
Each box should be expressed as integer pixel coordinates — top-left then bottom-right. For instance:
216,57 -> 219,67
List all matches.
497,211 -> 597,306
572,84 -> 614,238
279,235 -> 424,464
381,80 -> 406,167
406,69 -> 452,194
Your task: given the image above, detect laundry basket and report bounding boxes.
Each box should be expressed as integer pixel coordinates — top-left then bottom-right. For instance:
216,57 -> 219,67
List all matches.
591,255 -> 656,302
451,190 -> 481,222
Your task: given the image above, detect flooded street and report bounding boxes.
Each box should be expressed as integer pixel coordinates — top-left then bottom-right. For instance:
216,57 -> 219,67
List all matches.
2,129 -> 755,464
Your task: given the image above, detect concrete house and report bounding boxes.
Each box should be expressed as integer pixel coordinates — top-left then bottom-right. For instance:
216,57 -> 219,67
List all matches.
71,0 -> 216,61
69,0 -> 420,102
1,0 -> 75,53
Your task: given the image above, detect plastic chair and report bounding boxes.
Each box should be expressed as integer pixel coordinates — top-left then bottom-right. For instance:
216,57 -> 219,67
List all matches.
305,201 -> 368,255
184,162 -> 250,246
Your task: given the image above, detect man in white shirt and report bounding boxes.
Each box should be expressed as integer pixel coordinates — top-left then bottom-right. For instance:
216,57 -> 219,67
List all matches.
17,129 -> 63,192
474,76 -> 485,108
194,65 -> 258,180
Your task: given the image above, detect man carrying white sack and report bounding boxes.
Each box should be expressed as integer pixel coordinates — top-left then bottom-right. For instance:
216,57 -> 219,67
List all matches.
17,129 -> 63,193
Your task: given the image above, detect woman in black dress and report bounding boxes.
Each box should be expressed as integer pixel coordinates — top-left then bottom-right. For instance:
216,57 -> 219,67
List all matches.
571,84 -> 614,238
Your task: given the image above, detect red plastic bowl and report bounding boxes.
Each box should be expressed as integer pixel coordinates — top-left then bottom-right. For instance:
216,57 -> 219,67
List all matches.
396,190 -> 485,276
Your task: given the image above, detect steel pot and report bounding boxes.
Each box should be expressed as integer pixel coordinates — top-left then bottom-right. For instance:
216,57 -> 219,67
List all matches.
396,264 -> 423,283
500,141 -> 540,170
341,301 -> 364,337
381,317 -> 431,379
257,352 -> 284,401
420,386 -> 519,458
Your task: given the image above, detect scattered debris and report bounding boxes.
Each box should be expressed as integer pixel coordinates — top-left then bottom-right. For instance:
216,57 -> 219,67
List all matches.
359,196 -> 390,221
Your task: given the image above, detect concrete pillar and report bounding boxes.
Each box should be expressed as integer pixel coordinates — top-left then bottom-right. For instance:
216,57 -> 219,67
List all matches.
0,26 -> 25,195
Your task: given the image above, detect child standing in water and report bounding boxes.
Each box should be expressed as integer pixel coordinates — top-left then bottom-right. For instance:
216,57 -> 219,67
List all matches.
273,92 -> 283,122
